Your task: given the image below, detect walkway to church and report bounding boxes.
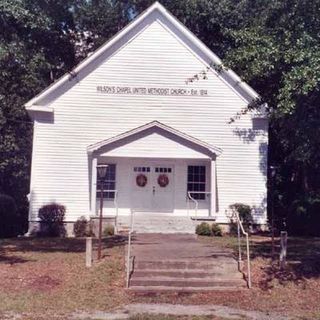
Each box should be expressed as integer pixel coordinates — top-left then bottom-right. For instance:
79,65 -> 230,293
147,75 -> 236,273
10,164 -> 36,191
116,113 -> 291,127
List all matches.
128,233 -> 246,291
130,233 -> 234,260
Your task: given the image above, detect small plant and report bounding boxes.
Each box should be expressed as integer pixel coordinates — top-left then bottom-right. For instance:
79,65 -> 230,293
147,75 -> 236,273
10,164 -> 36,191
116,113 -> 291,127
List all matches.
196,222 -> 212,236
229,222 -> 238,236
0,194 -> 19,237
229,203 -> 253,233
211,223 -> 222,236
74,216 -> 94,237
103,223 -> 114,236
38,203 -> 66,237
230,203 -> 253,224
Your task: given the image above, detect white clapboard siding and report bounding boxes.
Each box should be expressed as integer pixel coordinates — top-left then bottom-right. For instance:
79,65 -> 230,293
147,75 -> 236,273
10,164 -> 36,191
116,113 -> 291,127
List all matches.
28,12 -> 268,223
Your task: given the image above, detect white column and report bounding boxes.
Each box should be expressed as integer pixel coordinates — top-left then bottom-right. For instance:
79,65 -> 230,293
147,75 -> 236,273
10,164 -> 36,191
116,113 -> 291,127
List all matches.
210,158 -> 216,216
91,157 -> 97,216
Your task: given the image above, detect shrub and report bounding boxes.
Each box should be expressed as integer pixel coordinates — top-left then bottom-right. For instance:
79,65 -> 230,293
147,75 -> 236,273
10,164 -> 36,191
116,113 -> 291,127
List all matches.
103,224 -> 114,236
38,203 -> 66,237
211,223 -> 222,236
287,197 -> 320,236
74,216 -> 95,237
230,203 -> 253,224
0,194 -> 19,238
87,220 -> 95,237
229,203 -> 253,233
229,222 -> 238,236
196,222 -> 212,236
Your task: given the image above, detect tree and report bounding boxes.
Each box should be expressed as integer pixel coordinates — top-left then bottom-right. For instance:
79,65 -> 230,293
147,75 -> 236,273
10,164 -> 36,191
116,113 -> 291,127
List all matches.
132,0 -> 320,234
1,0 -> 319,235
0,0 -> 132,234
0,0 -> 77,233
221,0 -> 320,234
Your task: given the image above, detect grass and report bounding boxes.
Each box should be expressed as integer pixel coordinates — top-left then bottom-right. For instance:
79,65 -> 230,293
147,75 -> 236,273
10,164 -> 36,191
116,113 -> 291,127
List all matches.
0,236 -> 129,319
1,235 -> 320,319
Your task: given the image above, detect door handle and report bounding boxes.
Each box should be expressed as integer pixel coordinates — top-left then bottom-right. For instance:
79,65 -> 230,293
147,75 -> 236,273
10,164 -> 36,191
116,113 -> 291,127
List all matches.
152,186 -> 155,195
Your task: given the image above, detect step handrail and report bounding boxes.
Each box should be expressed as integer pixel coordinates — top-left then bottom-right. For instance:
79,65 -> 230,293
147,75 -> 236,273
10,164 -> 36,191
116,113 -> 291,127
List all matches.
126,209 -> 135,288
230,209 -> 252,288
187,191 -> 211,220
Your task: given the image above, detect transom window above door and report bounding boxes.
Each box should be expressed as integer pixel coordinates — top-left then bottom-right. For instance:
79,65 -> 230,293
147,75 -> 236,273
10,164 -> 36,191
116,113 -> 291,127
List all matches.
155,167 -> 172,173
187,165 -> 206,200
134,166 -> 150,172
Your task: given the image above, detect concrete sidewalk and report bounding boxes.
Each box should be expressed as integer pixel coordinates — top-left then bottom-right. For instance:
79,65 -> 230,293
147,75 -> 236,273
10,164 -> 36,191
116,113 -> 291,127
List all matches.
131,233 -> 234,260
73,303 -> 293,320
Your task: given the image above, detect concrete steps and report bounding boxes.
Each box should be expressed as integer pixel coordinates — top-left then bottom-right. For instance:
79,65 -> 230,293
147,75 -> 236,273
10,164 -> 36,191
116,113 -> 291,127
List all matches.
118,214 -> 195,234
135,259 -> 239,271
130,285 -> 246,292
130,277 -> 246,288
129,258 -> 247,292
132,269 -> 242,279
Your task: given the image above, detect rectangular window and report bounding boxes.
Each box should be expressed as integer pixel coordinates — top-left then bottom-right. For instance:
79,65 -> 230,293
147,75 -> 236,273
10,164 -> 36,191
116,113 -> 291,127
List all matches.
134,166 -> 150,172
155,167 -> 172,173
96,164 -> 116,200
187,165 -> 206,200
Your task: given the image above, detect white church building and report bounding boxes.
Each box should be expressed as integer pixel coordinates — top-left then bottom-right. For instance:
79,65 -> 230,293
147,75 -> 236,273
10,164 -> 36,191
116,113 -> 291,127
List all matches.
25,2 -> 268,234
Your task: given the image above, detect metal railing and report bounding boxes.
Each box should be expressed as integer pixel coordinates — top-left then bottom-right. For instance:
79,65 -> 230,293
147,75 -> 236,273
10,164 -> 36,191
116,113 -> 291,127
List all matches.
230,209 -> 252,289
187,191 -> 211,220
113,190 -> 119,233
126,209 -> 135,288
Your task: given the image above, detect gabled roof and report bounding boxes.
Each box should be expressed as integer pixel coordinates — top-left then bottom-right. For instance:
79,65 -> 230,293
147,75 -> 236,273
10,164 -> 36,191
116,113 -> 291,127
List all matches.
87,120 -> 222,158
25,1 -> 260,111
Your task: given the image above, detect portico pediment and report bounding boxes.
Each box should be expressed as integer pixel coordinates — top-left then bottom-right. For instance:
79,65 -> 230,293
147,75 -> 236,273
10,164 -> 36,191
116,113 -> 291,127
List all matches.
87,121 -> 222,159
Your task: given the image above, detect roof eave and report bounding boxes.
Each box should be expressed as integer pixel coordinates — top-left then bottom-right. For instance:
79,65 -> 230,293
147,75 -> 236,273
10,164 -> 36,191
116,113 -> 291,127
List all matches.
25,105 -> 54,113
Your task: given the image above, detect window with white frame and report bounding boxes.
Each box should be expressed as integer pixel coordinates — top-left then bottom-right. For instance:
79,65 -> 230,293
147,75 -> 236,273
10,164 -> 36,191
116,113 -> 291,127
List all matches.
96,164 -> 116,200
187,165 -> 206,200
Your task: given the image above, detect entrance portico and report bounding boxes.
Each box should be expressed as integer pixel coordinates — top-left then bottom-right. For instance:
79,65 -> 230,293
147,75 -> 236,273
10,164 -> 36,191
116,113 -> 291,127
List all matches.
88,121 -> 221,220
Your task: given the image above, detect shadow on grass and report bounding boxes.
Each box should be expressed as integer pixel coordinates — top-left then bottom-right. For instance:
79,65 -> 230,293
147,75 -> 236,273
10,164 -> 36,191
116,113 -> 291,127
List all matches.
0,253 -> 32,264
199,235 -> 320,288
99,234 -> 128,250
0,235 -> 128,264
251,237 -> 320,288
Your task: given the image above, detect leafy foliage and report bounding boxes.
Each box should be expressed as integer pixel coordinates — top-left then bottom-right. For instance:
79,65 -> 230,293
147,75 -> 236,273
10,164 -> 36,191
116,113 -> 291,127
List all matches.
38,203 -> 66,237
0,193 -> 19,237
73,216 -> 95,237
103,223 -> 115,236
286,197 -> 320,236
229,203 -> 253,224
211,223 -> 222,237
229,203 -> 253,233
219,1 -> 320,234
196,222 -> 212,236
1,0 -> 319,236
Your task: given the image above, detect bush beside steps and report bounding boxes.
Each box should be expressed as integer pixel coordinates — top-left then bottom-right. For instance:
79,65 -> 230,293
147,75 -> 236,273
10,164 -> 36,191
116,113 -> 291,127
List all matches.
73,216 -> 95,237
196,222 -> 223,237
